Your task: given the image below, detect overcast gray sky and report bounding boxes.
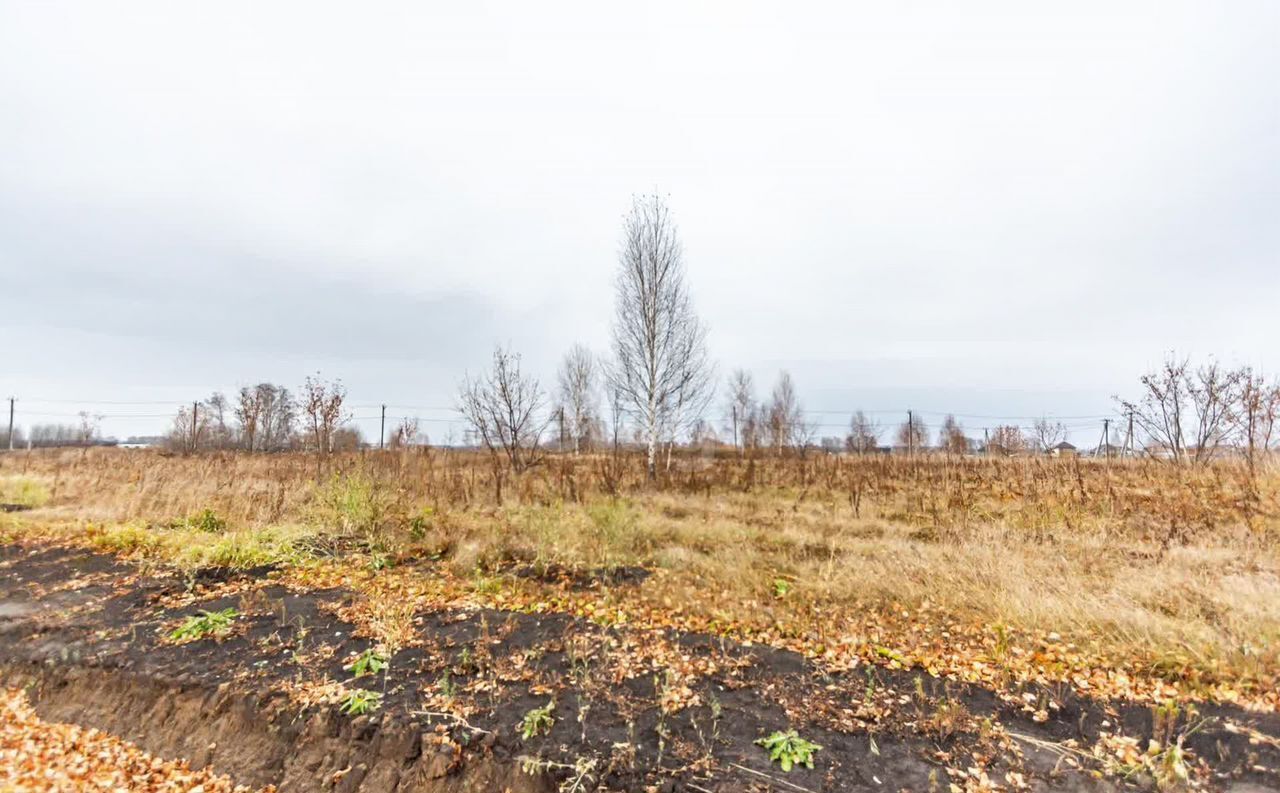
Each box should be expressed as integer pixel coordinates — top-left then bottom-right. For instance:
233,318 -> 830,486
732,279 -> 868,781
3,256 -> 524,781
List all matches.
2,1 -> 1277,443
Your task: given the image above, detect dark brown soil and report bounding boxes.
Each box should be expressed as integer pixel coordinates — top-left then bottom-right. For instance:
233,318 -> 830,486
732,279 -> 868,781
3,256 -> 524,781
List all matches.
1,543 -> 1277,792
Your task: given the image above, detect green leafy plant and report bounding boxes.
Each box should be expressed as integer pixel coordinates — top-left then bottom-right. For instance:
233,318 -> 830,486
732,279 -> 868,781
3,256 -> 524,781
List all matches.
408,507 -> 434,541
340,689 -> 382,716
437,670 -> 457,701
185,508 -> 227,533
519,700 -> 556,740
347,648 -> 388,678
756,730 -> 822,771
772,578 -> 791,598
169,608 -> 238,641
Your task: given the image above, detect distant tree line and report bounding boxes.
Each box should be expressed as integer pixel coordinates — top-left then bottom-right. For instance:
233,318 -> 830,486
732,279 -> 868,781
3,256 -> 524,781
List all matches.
17,200 -> 1265,472
165,374 -> 360,454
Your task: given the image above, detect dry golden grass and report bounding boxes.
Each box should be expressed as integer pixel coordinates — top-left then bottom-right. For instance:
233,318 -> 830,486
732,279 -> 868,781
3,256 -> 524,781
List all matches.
2,447 -> 1277,703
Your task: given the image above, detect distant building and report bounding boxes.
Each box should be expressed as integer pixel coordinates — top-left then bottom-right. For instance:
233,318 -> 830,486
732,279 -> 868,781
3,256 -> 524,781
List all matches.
1092,443 -> 1126,458
1050,441 -> 1078,458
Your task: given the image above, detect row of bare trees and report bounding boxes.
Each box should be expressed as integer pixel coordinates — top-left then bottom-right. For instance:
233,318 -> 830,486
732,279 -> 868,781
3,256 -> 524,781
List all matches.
7,412 -> 105,448
1118,354 -> 1280,465
453,199 -> 1280,477
451,194 -> 1125,473
167,374 -> 354,454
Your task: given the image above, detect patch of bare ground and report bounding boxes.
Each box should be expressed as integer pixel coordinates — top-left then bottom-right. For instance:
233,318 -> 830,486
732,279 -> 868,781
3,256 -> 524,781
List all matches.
2,544 -> 1278,792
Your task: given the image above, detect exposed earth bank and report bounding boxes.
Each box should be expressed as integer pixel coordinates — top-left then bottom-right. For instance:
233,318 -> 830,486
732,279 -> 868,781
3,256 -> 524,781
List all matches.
2,543 -> 1277,792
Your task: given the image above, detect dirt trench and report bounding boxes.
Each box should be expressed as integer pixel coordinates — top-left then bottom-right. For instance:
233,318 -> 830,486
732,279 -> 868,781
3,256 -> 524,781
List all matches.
4,662 -> 552,793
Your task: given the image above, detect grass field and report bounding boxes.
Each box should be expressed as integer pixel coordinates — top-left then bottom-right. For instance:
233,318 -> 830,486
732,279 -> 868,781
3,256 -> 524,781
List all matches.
3,446 -> 1277,711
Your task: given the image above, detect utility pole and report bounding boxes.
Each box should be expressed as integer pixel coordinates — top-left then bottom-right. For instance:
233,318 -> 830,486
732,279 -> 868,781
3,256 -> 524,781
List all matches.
190,401 -> 199,453
379,404 -> 386,450
6,398 -> 13,451
558,406 -> 567,453
983,427 -> 990,456
1098,418 -> 1111,459
1122,411 -> 1135,458
731,405 -> 739,455
907,410 -> 914,456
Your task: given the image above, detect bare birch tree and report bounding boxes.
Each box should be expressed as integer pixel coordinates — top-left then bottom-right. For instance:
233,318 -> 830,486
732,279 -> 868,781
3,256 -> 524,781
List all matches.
556,344 -> 599,454
607,193 -> 713,479
763,371 -> 808,454
724,368 -> 757,453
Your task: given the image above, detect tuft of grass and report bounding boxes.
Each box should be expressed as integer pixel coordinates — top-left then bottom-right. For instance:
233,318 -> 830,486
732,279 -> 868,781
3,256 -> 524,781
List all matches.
315,468 -> 390,545
0,476 -> 51,508
169,608 -> 238,642
178,508 -> 227,533
83,521 -> 316,572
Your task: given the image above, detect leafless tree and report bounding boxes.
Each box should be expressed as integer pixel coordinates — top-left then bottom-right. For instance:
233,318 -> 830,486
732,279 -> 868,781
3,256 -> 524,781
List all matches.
301,374 -> 350,455
331,426 -> 364,452
556,344 -> 599,454
939,414 -> 969,455
168,404 -> 207,452
757,370 -> 798,452
169,392 -> 236,452
608,193 -> 713,479
846,411 -> 880,453
237,383 -> 296,451
77,411 -> 102,445
205,392 -> 233,449
29,424 -> 82,450
388,416 -> 424,449
1238,369 -> 1280,470
606,381 -> 627,453
987,425 -> 1027,456
0,424 -> 24,449
1118,355 -> 1190,461
689,418 -> 720,450
1031,416 -> 1067,453
261,386 -> 296,451
724,369 -> 758,453
458,345 -> 550,472
236,387 -> 261,450
1186,360 -> 1244,463
1117,354 -> 1243,464
896,414 -> 929,453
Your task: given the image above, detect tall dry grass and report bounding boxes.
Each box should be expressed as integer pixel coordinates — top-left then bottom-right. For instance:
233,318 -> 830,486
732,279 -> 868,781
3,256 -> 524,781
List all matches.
2,447 -> 1277,693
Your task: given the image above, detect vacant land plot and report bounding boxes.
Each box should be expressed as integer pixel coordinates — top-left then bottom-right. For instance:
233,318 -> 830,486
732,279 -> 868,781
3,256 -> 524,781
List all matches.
1,448 -> 1277,791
